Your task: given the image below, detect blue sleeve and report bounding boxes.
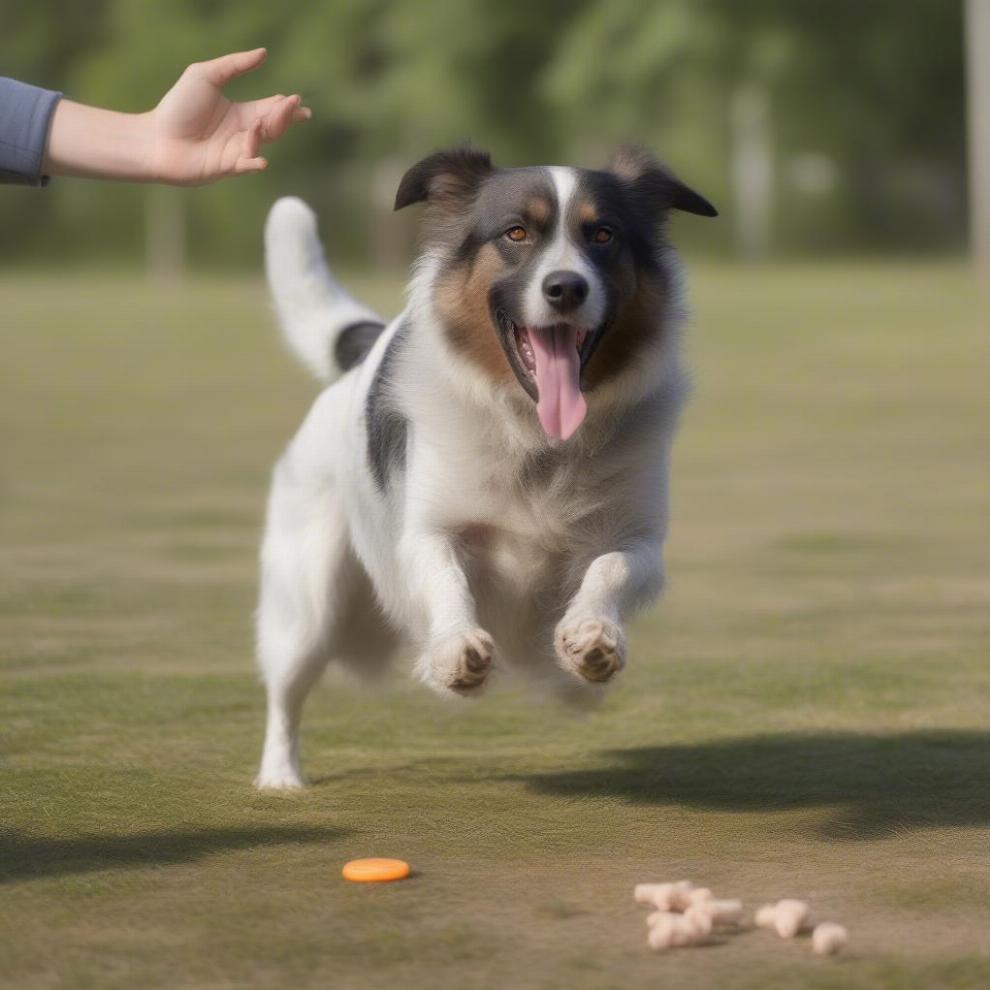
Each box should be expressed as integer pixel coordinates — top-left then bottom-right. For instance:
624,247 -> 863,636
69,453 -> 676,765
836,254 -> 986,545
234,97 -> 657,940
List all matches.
0,78 -> 63,187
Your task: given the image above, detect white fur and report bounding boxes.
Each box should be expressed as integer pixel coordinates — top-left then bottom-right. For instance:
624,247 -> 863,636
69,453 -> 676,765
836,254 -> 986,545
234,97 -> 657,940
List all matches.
255,191 -> 688,790
522,167 -> 607,331
264,197 -> 384,382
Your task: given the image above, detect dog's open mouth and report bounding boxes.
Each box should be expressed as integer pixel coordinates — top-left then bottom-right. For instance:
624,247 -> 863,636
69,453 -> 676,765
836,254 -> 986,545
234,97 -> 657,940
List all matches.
513,323 -> 589,381
499,313 -> 601,442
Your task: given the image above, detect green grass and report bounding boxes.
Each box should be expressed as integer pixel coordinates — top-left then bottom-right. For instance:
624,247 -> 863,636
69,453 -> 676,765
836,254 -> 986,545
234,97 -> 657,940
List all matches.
1,262 -> 988,989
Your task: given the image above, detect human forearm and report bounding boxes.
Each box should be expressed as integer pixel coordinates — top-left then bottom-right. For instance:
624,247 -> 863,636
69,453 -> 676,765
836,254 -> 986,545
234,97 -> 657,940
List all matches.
43,100 -> 156,182
7,49 -> 308,188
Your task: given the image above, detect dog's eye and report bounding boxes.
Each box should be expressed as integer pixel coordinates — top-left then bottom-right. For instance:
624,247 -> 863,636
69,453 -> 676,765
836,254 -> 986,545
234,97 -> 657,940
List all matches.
504,226 -> 528,243
591,227 -> 613,245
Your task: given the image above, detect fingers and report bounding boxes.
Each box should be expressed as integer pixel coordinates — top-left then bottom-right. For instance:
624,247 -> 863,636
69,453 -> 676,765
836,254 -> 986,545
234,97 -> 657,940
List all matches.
251,93 -> 288,115
262,94 -> 299,141
233,119 -> 267,176
259,94 -> 310,143
234,156 -> 268,176
196,47 -> 267,87
242,118 -> 264,161
226,92 -> 311,180
243,92 -> 311,118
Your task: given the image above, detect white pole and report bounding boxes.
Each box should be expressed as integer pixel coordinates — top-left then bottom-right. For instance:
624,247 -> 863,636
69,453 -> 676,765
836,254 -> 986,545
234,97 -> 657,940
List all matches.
145,185 -> 185,284
965,0 -> 990,275
730,83 -> 774,261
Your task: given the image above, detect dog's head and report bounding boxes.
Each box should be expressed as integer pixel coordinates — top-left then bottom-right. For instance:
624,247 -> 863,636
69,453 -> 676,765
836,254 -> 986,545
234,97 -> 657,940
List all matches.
395,145 -> 716,441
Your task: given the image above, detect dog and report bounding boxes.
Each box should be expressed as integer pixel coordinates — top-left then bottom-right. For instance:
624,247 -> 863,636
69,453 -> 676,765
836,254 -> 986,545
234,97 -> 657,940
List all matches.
255,145 -> 716,789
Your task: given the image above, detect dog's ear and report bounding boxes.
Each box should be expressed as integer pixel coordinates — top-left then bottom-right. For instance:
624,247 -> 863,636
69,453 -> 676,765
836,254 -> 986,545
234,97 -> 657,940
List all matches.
608,144 -> 718,218
394,147 -> 494,211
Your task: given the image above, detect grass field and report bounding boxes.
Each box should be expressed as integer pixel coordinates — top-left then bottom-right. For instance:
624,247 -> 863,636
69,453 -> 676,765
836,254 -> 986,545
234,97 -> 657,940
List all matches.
2,262 -> 988,990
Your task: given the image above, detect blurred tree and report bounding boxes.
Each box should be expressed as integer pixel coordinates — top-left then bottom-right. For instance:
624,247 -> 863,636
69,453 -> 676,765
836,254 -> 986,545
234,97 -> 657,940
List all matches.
0,0 -> 970,267
744,0 -> 966,252
544,0 -> 966,255
0,0 -> 110,87
69,0 -> 290,277
0,0 -> 112,265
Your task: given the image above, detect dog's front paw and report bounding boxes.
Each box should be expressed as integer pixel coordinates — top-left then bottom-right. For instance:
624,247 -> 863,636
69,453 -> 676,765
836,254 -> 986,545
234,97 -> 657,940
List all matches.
417,628 -> 495,696
255,758 -> 305,792
555,615 -> 626,684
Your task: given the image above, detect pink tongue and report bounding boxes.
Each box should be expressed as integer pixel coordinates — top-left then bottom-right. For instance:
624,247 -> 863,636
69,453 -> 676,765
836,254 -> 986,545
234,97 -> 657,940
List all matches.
528,325 -> 587,441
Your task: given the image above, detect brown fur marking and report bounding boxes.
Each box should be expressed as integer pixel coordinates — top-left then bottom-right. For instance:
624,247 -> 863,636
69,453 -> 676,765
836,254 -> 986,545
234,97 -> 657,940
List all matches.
576,200 -> 599,225
524,196 -> 552,228
434,245 -> 515,384
583,268 -> 666,389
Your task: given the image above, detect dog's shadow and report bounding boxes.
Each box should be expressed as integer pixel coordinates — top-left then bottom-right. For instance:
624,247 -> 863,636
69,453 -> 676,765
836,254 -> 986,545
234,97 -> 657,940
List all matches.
505,730 -> 990,840
0,824 -> 350,884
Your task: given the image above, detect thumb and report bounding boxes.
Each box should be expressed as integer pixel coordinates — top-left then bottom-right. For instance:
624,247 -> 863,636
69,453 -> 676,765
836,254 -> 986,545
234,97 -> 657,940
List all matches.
197,48 -> 267,87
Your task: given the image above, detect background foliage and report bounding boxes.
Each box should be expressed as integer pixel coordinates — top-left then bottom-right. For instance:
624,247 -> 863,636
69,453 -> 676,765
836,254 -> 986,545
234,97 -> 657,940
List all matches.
0,0 -> 968,267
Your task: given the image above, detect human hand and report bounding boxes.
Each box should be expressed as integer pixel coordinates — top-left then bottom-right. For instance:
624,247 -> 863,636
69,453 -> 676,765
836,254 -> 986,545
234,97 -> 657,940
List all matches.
147,48 -> 311,185
43,48 -> 310,185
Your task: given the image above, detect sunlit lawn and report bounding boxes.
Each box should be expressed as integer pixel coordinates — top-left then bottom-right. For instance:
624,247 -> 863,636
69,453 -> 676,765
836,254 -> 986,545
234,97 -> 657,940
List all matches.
1,260 -> 988,989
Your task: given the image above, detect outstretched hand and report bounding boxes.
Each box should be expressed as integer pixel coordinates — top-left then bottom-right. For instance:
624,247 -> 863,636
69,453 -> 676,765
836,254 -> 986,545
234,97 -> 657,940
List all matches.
149,48 -> 311,185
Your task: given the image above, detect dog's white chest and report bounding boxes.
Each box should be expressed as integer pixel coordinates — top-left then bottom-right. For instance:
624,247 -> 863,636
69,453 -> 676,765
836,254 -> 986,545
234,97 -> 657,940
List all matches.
458,518 -> 560,585
448,461 -> 602,598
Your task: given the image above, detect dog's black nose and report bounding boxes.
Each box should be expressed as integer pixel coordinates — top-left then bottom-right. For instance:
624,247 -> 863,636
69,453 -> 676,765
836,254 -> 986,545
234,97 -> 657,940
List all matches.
542,270 -> 589,313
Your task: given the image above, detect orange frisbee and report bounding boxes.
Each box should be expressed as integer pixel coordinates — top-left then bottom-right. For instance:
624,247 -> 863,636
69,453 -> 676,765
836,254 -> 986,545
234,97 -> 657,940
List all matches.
342,858 -> 411,883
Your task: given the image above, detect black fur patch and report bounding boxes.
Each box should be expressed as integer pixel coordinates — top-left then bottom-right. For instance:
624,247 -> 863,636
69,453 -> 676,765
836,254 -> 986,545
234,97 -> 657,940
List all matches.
335,320 -> 386,372
365,322 -> 410,492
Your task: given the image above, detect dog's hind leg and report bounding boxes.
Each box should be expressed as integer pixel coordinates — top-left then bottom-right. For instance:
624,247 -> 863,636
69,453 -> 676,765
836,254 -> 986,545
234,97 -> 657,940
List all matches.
255,454 -> 353,791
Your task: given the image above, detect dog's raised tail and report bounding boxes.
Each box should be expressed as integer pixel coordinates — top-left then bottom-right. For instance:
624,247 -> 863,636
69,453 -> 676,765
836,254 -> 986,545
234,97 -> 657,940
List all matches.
264,197 -> 386,384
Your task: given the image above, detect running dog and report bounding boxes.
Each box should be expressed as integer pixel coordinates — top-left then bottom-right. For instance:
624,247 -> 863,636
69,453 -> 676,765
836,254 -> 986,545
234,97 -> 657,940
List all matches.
256,145 -> 716,789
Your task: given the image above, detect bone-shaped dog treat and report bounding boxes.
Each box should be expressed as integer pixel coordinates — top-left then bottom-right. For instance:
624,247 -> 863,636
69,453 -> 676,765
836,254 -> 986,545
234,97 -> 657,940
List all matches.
648,905 -> 714,935
811,922 -> 848,956
640,887 -> 845,957
684,886 -> 713,906
646,910 -> 711,951
690,897 -> 743,926
683,903 -> 716,935
633,880 -> 695,911
637,882 -> 742,928
755,899 -> 812,938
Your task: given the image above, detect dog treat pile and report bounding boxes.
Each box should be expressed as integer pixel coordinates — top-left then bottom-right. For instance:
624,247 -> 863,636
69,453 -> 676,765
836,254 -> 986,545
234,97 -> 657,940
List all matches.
634,881 -> 848,956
